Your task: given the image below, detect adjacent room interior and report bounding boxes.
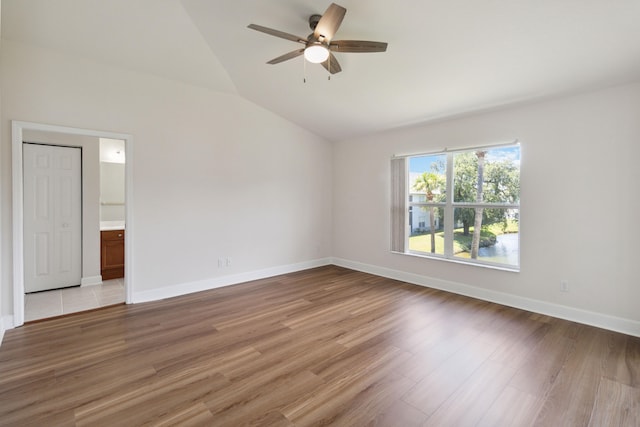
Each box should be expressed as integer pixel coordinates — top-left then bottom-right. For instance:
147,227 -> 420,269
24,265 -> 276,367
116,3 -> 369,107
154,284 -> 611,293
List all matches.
0,1 -> 638,425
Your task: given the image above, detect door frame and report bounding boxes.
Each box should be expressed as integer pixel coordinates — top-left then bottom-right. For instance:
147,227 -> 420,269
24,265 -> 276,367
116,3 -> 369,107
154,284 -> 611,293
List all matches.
12,121 -> 134,327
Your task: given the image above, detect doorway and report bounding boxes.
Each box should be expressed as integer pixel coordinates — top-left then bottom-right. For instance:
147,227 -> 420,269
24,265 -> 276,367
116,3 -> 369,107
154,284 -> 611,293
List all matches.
11,121 -> 133,327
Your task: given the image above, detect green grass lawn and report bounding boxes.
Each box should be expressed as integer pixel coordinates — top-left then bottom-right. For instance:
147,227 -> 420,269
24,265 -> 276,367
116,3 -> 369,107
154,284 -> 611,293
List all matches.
409,220 -> 518,255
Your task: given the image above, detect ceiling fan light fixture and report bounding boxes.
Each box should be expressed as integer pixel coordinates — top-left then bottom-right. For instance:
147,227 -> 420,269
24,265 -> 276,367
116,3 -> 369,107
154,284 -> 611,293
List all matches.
248,2 -> 387,75
304,44 -> 329,63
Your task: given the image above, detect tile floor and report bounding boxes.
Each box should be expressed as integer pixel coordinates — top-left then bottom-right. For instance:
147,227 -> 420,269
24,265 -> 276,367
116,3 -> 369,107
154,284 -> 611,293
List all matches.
24,279 -> 125,322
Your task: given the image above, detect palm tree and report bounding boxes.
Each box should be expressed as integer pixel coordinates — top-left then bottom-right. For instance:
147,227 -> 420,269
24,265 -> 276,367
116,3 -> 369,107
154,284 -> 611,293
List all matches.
413,172 -> 445,253
470,151 -> 487,259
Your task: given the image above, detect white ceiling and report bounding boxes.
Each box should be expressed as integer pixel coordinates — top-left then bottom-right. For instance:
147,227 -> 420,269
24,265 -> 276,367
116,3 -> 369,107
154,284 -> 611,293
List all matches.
3,0 -> 640,141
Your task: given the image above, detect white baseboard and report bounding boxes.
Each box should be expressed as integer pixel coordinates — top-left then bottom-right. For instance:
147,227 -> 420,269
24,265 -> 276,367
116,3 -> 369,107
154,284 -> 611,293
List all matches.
132,258 -> 333,304
1,315 -> 15,345
3,315 -> 14,330
81,275 -> 103,287
331,257 -> 640,338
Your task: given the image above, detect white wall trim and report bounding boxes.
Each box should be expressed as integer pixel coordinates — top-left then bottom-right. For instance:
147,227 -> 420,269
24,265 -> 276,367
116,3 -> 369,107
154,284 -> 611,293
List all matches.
11,121 -> 134,327
331,257 -> 640,338
11,121 -> 25,328
1,315 -> 15,344
81,275 -> 103,287
0,317 -> 7,345
132,258 -> 332,303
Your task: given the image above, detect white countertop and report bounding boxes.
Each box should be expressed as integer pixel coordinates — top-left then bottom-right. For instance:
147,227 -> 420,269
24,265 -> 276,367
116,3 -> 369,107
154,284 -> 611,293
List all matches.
100,221 -> 125,231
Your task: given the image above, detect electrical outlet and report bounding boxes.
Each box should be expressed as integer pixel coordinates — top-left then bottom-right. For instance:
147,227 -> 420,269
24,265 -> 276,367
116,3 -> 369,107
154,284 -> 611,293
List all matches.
560,280 -> 569,292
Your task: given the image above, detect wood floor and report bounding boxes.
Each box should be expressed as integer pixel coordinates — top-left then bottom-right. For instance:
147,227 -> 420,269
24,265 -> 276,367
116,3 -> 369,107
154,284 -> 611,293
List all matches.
1,266 -> 638,426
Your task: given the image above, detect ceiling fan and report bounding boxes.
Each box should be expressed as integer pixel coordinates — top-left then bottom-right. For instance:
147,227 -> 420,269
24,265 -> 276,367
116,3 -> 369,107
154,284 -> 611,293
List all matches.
248,2 -> 388,74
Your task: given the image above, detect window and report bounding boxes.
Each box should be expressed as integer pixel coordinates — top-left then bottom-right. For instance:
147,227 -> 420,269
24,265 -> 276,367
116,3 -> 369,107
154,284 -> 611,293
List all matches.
391,143 -> 520,270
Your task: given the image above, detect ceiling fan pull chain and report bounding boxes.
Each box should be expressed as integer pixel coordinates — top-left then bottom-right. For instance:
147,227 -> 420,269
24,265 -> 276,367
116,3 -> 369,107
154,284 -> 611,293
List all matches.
328,54 -> 331,80
303,56 -> 307,83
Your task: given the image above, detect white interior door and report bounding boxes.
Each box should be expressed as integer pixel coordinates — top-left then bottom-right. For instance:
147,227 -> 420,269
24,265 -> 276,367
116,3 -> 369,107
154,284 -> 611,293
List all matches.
23,143 -> 82,292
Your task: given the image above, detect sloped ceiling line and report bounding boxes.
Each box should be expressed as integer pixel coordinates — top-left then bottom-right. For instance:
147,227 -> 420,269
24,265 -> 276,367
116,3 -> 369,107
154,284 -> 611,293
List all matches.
3,0 -> 640,141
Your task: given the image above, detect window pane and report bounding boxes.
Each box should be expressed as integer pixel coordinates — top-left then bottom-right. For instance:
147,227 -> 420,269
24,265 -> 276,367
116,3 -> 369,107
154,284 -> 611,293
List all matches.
408,206 -> 445,255
453,151 -> 479,203
409,154 -> 446,204
401,144 -> 520,270
453,146 -> 520,204
453,207 -> 519,267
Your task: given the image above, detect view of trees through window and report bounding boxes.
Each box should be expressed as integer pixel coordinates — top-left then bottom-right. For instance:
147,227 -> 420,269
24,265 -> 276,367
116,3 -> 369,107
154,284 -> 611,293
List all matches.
408,144 -> 520,268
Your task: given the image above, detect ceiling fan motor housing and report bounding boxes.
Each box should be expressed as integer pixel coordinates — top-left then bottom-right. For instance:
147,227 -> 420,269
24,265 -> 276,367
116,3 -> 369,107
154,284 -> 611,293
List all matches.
308,14 -> 322,31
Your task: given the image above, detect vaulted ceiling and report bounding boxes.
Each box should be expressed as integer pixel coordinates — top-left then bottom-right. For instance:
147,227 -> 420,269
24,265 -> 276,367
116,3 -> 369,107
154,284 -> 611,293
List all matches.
3,0 -> 640,141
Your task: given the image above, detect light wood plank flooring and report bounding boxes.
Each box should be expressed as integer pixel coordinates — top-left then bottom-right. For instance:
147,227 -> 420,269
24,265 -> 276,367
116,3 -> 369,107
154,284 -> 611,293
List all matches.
1,266 -> 638,426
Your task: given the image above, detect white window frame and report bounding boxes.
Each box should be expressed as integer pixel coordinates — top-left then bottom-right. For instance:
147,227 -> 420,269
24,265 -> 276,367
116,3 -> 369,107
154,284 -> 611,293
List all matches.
393,141 -> 520,271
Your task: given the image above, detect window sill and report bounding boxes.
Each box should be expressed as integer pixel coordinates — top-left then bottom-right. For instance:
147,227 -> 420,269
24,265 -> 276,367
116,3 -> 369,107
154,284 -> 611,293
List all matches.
392,250 -> 520,273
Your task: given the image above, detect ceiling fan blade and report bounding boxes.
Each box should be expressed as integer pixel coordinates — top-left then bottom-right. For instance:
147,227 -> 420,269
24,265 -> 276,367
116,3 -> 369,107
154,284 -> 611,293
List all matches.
247,24 -> 306,44
321,53 -> 342,74
313,3 -> 346,42
330,40 -> 388,53
267,49 -> 305,64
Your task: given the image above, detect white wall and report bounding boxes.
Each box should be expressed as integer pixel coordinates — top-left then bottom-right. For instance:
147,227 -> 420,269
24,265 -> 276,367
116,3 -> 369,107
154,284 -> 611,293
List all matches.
0,5 -> 4,339
22,130 -> 101,283
1,40 -> 333,316
333,82 -> 640,335
100,161 -> 125,221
